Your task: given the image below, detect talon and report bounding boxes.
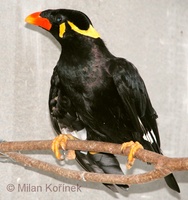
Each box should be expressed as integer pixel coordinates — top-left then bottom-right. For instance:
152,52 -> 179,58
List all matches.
89,151 -> 98,155
51,132 -> 77,160
121,141 -> 143,169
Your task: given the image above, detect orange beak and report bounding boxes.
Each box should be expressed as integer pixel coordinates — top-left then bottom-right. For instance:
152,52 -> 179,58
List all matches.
25,12 -> 52,31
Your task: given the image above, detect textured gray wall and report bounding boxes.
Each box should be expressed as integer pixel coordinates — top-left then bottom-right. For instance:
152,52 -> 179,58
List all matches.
0,0 -> 188,199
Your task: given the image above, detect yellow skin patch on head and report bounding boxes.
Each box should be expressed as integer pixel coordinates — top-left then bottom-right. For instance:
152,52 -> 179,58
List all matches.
59,23 -> 66,38
59,21 -> 100,39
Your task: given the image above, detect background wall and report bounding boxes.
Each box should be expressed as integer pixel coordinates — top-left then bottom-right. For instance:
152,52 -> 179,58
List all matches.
0,0 -> 188,199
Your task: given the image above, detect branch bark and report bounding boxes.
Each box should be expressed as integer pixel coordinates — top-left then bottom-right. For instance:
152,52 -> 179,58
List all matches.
0,140 -> 188,185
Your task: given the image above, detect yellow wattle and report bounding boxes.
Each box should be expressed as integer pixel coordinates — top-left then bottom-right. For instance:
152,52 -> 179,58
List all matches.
59,23 -> 66,38
59,21 -> 100,39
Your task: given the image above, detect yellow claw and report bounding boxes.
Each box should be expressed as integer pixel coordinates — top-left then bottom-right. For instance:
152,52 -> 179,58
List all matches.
51,133 -> 77,160
121,141 -> 143,169
89,151 -> 98,155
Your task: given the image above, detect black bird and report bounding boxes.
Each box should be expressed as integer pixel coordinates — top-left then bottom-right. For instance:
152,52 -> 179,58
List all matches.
25,9 -> 180,193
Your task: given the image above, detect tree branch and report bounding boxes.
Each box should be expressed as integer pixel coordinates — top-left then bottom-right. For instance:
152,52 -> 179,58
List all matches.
0,140 -> 188,185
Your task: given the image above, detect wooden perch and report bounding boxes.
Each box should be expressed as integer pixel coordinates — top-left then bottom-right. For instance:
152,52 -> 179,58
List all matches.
0,140 -> 188,185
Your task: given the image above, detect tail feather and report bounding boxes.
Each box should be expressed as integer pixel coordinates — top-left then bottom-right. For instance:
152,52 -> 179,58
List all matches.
142,136 -> 180,193
87,152 -> 129,191
75,151 -> 129,192
165,174 -> 180,193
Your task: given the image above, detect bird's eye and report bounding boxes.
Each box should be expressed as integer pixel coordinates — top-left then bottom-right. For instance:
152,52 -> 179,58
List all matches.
55,14 -> 64,24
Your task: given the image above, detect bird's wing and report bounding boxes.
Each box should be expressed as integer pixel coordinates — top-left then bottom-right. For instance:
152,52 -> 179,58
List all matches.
49,66 -> 84,134
109,58 -> 180,193
109,58 -> 160,149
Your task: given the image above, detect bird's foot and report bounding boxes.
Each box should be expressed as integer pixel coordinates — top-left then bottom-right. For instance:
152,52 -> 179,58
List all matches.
51,130 -> 78,160
121,141 -> 143,169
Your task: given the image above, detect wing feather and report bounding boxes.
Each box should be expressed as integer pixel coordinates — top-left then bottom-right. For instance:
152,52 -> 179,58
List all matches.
109,58 -> 160,148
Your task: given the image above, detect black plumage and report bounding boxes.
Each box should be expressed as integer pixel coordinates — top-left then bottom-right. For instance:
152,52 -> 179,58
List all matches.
25,9 -> 180,193
49,65 -> 129,192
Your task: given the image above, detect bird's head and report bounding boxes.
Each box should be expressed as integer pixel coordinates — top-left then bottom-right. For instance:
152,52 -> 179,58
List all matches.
25,9 -> 100,41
